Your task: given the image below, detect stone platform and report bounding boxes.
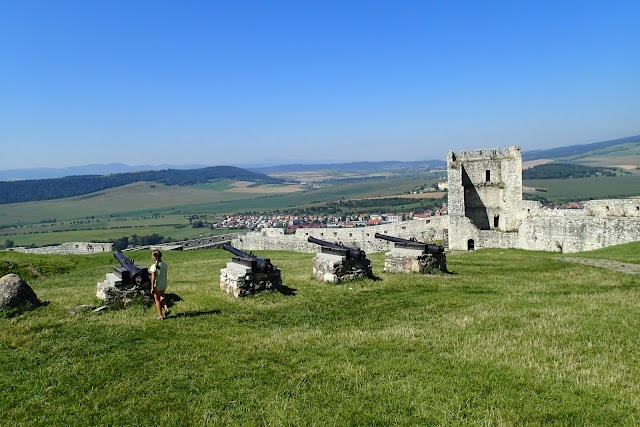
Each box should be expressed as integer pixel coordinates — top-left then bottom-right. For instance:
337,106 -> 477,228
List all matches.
219,261 -> 282,298
312,252 -> 372,283
96,272 -> 152,307
383,247 -> 447,274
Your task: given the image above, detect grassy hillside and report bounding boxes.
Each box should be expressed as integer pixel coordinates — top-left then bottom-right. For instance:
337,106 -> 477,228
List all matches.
522,135 -> 640,162
1,244 -> 640,425
0,178 -> 424,227
524,175 -> 640,203
0,166 -> 283,205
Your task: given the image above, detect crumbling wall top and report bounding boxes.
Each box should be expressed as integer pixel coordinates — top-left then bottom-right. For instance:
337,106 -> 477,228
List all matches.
448,146 -> 521,162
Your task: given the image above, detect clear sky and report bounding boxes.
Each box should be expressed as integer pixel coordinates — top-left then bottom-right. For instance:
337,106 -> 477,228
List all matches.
1,0 -> 639,169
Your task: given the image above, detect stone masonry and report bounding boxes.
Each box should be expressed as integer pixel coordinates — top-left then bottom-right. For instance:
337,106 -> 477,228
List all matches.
447,146 -> 640,253
231,146 -> 640,255
383,247 -> 447,274
219,261 -> 282,297
312,251 -> 372,283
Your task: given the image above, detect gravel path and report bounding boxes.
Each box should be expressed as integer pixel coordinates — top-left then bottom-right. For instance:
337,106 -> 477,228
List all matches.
558,257 -> 640,275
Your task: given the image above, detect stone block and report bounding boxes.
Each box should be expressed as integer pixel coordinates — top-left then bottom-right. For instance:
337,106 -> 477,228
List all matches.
384,251 -> 447,274
219,261 -> 282,298
312,253 -> 372,283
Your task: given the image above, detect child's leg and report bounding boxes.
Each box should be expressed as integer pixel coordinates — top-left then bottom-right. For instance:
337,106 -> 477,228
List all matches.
157,290 -> 170,316
153,291 -> 164,317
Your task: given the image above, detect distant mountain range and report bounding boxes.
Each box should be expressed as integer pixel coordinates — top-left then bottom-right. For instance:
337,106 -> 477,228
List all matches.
248,160 -> 446,174
0,163 -> 209,181
1,134 -> 639,183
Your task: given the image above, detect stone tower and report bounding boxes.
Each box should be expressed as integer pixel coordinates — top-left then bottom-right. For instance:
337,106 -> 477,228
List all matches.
447,147 -> 522,250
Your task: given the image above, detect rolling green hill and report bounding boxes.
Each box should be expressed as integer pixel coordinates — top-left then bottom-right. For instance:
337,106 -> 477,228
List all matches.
523,134 -> 640,162
0,166 -> 283,205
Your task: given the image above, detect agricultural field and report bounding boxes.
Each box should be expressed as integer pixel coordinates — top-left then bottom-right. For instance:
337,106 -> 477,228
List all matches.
3,169 -> 640,247
0,180 -> 303,226
0,176 -> 436,247
1,243 -> 639,425
559,142 -> 640,169
523,175 -> 640,203
0,220 -> 231,248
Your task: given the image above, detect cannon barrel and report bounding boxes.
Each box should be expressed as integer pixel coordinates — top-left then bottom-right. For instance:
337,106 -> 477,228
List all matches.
374,233 -> 416,243
113,250 -> 148,286
222,243 -> 249,259
222,244 -> 273,274
374,233 -> 445,255
307,236 -> 367,260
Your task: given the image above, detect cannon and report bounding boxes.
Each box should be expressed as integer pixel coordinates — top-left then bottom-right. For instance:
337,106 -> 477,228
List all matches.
222,244 -> 274,274
307,236 -> 367,260
113,250 -> 150,287
374,233 -> 445,255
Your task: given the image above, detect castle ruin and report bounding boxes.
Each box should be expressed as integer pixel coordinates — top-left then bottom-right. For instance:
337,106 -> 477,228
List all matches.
233,145 -> 640,255
447,146 -> 640,252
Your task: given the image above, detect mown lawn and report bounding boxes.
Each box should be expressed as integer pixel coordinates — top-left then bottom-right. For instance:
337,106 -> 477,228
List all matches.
1,244 -> 639,426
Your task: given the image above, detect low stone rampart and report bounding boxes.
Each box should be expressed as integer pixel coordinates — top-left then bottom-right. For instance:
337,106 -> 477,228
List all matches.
10,242 -> 113,255
516,215 -> 640,253
583,200 -> 640,217
450,200 -> 640,253
232,217 -> 449,254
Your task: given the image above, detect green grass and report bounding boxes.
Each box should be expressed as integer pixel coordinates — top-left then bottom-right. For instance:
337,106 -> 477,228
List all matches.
0,212 -> 229,247
1,244 -> 640,425
562,241 -> 640,264
0,223 -> 229,248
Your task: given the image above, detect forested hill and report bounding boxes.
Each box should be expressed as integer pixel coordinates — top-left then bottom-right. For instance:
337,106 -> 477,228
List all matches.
0,166 -> 282,205
522,163 -> 619,179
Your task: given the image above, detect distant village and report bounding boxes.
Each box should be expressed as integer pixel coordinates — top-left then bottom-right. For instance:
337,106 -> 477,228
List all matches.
197,204 -> 449,234
195,197 -> 588,235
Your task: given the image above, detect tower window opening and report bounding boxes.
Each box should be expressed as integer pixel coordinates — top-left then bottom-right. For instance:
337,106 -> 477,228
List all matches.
485,170 -> 491,182
494,215 -> 499,228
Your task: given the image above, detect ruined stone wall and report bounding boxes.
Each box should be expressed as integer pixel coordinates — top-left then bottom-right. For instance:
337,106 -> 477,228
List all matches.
448,147 -> 522,232
447,146 -> 640,253
232,217 -> 449,254
449,202 -> 640,253
516,215 -> 640,253
10,242 -> 113,255
448,147 -> 521,251
583,200 -> 640,217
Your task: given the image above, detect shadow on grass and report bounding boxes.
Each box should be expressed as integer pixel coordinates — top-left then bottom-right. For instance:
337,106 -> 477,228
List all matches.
0,300 -> 49,319
164,293 -> 182,308
171,309 -> 221,319
276,284 -> 297,296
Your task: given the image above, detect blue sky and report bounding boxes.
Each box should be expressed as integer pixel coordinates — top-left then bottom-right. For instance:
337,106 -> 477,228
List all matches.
1,0 -> 639,169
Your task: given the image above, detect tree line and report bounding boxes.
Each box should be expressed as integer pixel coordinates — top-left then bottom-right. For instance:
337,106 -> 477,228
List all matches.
523,163 -> 619,180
